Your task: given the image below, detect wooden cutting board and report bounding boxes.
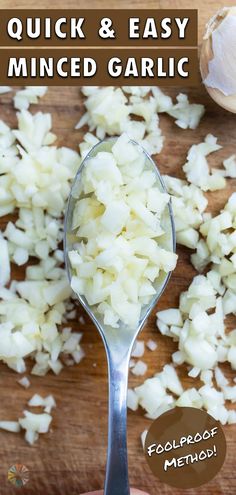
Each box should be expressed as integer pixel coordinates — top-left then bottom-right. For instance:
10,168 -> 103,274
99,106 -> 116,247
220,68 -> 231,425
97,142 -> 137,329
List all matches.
1,0 -> 236,494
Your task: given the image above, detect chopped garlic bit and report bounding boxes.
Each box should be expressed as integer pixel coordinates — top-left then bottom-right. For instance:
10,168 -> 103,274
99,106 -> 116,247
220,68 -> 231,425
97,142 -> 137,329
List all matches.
188,367 -> 201,378
0,421 -> 20,432
183,134 -> 225,192
25,430 -> 39,445
131,360 -> 148,376
223,154 -> 236,178
163,175 -> 208,249
0,234 -> 10,286
158,364 -> 183,396
79,315 -> 85,325
14,86 -> 48,111
200,369 -> 213,386
17,376 -> 31,389
79,132 -> 100,161
131,341 -> 145,358
19,410 -> 52,444
0,392 -> 56,444
127,389 -> 139,411
166,93 -> 205,130
28,393 -> 56,414
0,86 -> 11,94
215,367 -> 229,388
16,392 -> 56,444
176,388 -> 203,408
193,192 -> 236,274
133,373 -> 175,419
157,308 -> 183,327
146,339 -> 157,351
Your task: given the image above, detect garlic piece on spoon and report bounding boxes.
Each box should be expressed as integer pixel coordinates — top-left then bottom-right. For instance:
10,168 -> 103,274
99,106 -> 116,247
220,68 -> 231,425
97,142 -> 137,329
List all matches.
200,6 -> 236,112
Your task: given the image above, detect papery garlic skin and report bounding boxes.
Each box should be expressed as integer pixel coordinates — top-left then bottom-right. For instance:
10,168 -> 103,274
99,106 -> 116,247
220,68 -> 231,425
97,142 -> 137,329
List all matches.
204,11 -> 236,96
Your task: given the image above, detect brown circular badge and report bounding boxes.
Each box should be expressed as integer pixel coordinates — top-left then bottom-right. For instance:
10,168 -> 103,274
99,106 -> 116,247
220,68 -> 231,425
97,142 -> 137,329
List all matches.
144,407 -> 226,489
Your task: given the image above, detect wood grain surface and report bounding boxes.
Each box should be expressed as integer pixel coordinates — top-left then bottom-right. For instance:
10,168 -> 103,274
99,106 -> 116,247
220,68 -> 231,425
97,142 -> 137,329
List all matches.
0,1 -> 236,494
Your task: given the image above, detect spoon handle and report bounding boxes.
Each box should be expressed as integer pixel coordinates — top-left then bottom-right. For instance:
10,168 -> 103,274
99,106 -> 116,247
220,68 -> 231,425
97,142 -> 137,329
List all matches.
104,348 -> 130,495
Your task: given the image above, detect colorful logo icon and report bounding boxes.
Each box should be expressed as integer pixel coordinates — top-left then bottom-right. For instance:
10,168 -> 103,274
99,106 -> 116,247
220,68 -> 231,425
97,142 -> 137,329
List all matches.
7,464 -> 30,487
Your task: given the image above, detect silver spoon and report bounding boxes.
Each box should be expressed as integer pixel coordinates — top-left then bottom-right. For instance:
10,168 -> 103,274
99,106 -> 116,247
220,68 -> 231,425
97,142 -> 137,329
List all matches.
64,138 -> 176,495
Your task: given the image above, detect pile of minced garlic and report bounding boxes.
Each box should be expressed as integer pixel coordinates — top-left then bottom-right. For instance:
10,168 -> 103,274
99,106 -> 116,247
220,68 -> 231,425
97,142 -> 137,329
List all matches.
69,133 -> 177,329
0,85 -> 236,446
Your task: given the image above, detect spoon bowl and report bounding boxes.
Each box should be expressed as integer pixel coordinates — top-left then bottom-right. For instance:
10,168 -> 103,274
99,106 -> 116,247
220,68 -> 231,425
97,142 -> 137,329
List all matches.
64,137 -> 176,495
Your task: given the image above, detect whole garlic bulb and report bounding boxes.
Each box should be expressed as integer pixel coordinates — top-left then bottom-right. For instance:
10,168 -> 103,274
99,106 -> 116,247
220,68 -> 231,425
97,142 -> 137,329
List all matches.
200,6 -> 236,112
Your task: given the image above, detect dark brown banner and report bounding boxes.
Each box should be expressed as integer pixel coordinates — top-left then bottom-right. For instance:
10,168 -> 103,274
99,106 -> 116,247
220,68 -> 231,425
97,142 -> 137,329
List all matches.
0,48 -> 199,86
0,10 -> 197,46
